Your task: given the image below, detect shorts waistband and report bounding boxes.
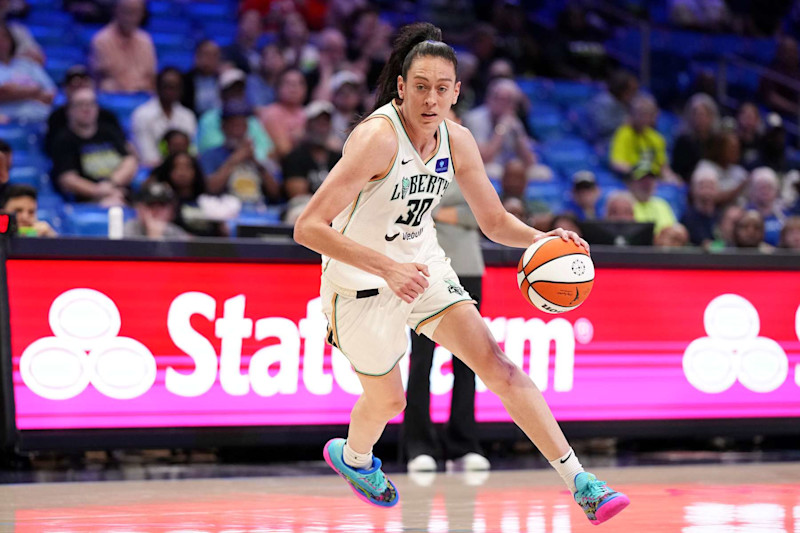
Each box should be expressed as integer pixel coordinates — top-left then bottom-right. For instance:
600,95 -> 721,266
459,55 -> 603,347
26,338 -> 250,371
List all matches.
323,275 -> 385,299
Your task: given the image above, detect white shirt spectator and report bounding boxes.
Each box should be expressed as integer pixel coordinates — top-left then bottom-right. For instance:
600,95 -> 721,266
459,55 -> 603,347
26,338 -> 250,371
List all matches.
132,97 -> 197,167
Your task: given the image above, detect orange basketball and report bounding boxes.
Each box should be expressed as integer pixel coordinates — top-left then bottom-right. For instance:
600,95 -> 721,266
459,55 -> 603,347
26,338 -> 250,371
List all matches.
517,236 -> 595,314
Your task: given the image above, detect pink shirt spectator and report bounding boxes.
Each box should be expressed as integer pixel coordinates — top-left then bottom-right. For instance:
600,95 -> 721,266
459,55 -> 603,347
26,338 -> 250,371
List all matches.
90,23 -> 156,93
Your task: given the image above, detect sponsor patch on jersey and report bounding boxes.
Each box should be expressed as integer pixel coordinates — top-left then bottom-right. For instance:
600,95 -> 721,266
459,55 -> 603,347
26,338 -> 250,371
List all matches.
435,157 -> 449,174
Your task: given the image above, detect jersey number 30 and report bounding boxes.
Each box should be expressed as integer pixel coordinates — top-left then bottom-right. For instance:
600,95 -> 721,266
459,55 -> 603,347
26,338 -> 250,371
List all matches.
395,198 -> 433,227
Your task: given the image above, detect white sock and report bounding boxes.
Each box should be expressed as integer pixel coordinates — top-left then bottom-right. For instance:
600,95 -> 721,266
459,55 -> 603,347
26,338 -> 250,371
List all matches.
343,441 -> 373,470
549,448 -> 584,493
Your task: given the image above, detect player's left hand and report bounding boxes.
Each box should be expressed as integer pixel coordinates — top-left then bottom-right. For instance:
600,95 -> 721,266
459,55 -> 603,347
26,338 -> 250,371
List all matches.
538,227 -> 590,254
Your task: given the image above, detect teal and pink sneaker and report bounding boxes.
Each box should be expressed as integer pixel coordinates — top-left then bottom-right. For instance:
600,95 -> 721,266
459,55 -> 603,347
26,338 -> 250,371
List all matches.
573,472 -> 630,525
323,438 -> 399,507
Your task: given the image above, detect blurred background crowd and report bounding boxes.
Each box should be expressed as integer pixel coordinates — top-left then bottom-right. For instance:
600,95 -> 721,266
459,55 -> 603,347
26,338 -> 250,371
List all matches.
0,0 -> 799,252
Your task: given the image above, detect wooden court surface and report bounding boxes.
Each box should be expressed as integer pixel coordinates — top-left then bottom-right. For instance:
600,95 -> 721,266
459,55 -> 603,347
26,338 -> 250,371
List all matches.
1,462 -> 799,532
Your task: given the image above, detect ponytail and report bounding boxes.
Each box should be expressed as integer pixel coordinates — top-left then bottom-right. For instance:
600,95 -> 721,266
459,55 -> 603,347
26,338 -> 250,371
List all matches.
368,22 -> 457,114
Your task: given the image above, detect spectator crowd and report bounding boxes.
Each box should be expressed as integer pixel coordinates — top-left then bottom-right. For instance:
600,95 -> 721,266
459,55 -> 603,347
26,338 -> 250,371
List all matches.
0,0 -> 797,253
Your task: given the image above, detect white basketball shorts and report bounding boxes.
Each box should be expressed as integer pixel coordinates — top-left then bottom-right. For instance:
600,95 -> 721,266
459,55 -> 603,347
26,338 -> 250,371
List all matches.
320,259 -> 476,376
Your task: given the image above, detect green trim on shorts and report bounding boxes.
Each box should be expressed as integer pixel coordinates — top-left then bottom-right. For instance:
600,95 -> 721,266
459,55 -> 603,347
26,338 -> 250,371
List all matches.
332,293 -> 343,354
414,298 -> 476,333
351,351 -> 406,377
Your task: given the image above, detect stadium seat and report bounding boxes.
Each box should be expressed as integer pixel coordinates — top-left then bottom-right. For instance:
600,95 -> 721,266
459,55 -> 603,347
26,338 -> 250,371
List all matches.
526,181 -> 567,211
489,177 -> 502,196
655,182 -> 688,220
517,78 -> 551,103
37,192 -> 64,211
44,44 -> 85,63
185,2 -> 236,22
26,0 -> 62,7
593,169 -> 625,188
528,103 -> 566,140
25,8 -> 73,27
199,21 -> 238,46
62,204 -> 136,237
146,17 -> 193,36
148,0 -> 182,17
97,92 -> 152,121
27,24 -> 74,47
540,137 -> 596,176
66,211 -> 109,236
45,57 -> 77,86
151,32 -> 192,50
0,124 -> 36,151
548,80 -> 600,108
13,150 -> 49,171
9,166 -> 44,188
159,50 -> 195,70
76,24 -> 103,47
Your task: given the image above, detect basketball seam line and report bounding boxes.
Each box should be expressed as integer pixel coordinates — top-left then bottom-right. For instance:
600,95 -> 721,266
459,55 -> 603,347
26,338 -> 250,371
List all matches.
525,252 -> 589,275
528,279 -> 594,285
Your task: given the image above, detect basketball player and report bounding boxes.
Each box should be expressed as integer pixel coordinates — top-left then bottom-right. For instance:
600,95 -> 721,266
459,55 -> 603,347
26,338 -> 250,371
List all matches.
294,22 -> 629,524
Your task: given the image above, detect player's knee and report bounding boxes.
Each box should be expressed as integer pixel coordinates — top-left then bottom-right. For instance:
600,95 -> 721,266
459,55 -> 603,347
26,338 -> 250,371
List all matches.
376,394 -> 406,419
481,350 -> 519,395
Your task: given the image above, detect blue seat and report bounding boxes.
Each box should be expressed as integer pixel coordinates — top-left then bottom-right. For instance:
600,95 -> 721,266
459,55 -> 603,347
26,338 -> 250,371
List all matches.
44,44 -> 85,63
517,78 -> 551,102
37,192 -> 64,211
185,2 -> 236,21
97,92 -> 151,120
76,24 -> 103,47
9,166 -> 43,188
12,150 -> 49,171
63,204 -> 136,236
525,181 -> 567,206
27,0 -> 62,7
146,17 -> 193,35
655,182 -> 688,220
27,24 -> 75,46
199,21 -> 238,45
148,0 -> 182,17
45,56 -> 77,82
548,80 -> 600,108
37,205 -> 64,233
26,8 -> 73,27
593,169 -> 624,187
159,50 -> 195,70
151,31 -> 193,50
540,137 -> 596,175
489,177 -> 502,196
0,124 -> 36,151
66,211 -> 109,236
528,103 -> 565,140
656,110 -> 680,146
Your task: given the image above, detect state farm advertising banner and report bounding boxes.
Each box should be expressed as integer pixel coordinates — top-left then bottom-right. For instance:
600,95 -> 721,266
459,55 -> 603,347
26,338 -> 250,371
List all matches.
7,259 -> 800,430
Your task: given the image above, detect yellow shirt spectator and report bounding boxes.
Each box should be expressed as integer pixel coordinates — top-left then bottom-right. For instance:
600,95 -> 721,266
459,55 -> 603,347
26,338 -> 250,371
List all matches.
634,197 -> 677,235
610,124 -> 668,176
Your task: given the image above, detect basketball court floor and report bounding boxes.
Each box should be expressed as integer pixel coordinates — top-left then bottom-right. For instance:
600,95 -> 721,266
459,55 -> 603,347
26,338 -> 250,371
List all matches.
2,461 -> 799,532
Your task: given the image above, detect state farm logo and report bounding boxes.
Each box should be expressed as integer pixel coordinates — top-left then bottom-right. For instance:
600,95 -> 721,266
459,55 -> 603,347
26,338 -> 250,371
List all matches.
19,288 -> 587,401
19,289 -> 156,400
682,294 -> 789,393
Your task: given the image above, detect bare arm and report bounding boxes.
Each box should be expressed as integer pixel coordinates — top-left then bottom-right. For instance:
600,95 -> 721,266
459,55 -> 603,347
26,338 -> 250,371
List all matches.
206,142 -> 252,194
59,171 -> 124,201
294,118 -> 430,303
0,83 -> 45,103
260,107 -> 294,159
256,160 -> 281,201
109,155 -> 138,186
448,120 -> 588,251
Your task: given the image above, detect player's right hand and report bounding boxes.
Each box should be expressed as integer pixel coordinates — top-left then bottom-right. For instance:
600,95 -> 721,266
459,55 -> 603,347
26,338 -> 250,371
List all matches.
385,262 -> 430,303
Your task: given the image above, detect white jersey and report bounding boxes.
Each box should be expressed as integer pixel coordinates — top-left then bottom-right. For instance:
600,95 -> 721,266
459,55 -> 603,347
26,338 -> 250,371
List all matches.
323,101 -> 457,290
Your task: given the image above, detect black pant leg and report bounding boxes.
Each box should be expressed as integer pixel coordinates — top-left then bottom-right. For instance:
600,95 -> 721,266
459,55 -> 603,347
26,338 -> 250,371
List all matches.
402,330 -> 441,460
442,275 -> 484,459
